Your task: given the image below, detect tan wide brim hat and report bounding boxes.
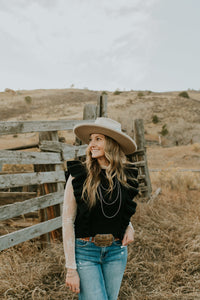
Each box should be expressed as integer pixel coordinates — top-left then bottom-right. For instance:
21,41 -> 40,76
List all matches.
73,117 -> 137,155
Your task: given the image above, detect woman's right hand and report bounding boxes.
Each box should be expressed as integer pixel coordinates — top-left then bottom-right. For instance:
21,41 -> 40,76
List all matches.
65,269 -> 80,294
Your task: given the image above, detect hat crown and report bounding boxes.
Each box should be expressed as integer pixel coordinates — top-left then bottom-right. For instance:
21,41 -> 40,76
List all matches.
95,117 -> 122,132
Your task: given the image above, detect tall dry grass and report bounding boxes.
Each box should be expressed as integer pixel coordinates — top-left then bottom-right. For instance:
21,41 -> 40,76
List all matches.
151,169 -> 200,191
120,188 -> 200,299
1,171 -> 200,300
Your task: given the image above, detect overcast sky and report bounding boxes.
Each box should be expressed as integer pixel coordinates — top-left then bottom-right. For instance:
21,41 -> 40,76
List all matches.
0,0 -> 200,92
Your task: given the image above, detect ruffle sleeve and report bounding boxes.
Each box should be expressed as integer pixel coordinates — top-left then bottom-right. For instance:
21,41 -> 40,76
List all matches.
120,163 -> 138,237
124,163 -> 139,199
66,160 -> 87,204
66,160 -> 90,236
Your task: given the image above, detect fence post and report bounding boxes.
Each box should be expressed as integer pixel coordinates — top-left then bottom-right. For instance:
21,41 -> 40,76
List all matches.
76,93 -> 108,147
36,131 -> 64,245
83,104 -> 97,120
134,119 -> 152,199
75,104 -> 97,147
97,94 -> 108,117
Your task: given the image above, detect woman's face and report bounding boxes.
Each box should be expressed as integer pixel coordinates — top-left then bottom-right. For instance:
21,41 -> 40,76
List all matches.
89,133 -> 107,163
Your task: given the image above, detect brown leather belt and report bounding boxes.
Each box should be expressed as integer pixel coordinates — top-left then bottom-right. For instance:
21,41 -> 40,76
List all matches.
79,234 -> 120,247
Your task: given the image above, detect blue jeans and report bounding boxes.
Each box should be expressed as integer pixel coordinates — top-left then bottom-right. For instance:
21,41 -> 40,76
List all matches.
75,238 -> 128,300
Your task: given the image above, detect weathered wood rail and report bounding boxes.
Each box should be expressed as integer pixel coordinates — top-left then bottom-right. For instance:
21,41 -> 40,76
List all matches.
0,119 -> 92,135
0,93 -> 152,251
0,124 -> 93,251
1,216 -> 62,250
0,135 -> 94,249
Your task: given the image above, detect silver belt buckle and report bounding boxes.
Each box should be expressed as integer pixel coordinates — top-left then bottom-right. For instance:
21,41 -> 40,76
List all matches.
94,234 -> 114,247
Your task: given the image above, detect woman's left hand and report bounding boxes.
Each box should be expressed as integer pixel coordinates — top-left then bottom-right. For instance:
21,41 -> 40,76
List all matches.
122,225 -> 135,246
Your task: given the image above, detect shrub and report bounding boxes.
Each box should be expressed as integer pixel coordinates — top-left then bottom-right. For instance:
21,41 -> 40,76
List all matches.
102,91 -> 107,95
137,91 -> 144,98
160,124 -> 168,136
152,115 -> 159,124
24,96 -> 32,104
179,91 -> 189,98
113,90 -> 122,95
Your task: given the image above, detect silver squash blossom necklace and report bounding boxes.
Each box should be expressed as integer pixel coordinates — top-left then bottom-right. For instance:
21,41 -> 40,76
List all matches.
98,177 -> 122,219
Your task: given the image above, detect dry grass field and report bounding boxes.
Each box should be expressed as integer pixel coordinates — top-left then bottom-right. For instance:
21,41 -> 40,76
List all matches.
0,88 -> 200,299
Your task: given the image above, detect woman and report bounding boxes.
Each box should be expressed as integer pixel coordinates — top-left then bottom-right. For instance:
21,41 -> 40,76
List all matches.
62,117 -> 139,300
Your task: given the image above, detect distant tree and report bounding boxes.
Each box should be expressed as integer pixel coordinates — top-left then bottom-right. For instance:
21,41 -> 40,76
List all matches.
179,91 -> 189,98
160,124 -> 168,136
113,89 -> 122,95
24,96 -> 32,104
102,91 -> 107,95
152,115 -> 159,124
137,92 -> 144,98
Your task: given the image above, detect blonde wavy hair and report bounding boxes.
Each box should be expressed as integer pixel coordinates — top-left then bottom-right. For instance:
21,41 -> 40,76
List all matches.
82,135 -> 131,208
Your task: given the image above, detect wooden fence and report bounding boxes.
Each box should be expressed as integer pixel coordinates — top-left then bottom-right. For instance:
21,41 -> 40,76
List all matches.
0,121 -> 90,251
0,94 -> 152,251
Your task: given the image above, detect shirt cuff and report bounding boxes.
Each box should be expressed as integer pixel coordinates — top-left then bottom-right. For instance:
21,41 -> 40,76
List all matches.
128,221 -> 135,232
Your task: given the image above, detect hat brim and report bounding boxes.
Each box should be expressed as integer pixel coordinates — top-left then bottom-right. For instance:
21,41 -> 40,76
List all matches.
74,123 -> 137,155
